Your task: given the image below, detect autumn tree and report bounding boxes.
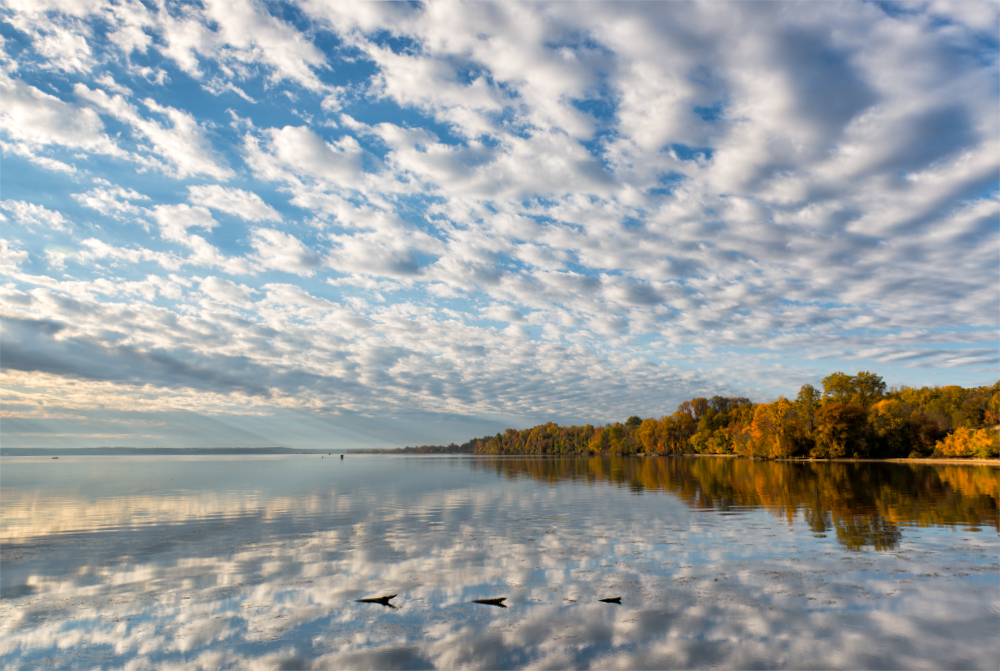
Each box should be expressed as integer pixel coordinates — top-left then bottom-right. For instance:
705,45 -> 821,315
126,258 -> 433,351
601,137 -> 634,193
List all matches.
588,428 -> 607,454
607,423 -> 638,454
688,397 -> 754,454
678,398 -> 711,422
868,399 -> 917,459
663,410 -> 697,453
726,401 -> 757,456
637,418 -> 663,453
853,371 -> 886,408
822,371 -> 885,408
935,427 -> 1000,458
791,384 -> 821,452
822,372 -> 856,404
748,398 -> 797,458
812,403 -> 870,458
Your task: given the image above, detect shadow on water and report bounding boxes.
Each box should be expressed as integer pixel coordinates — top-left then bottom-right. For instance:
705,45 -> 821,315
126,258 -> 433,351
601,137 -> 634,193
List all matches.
471,456 -> 999,551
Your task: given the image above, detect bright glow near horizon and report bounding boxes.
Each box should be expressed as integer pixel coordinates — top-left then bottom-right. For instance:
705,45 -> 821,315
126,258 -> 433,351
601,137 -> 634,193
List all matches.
1,1 -> 997,448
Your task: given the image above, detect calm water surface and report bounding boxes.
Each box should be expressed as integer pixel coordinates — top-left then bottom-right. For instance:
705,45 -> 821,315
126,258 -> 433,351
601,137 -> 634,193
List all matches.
1,456 -> 998,670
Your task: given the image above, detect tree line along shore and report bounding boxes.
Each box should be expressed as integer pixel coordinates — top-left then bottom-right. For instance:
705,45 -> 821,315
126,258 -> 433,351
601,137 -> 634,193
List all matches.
402,373 -> 999,460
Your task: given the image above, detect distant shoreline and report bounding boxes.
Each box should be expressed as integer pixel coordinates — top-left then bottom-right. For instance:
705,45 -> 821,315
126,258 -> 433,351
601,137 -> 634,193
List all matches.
1,447 -> 995,465
0,447 -> 333,456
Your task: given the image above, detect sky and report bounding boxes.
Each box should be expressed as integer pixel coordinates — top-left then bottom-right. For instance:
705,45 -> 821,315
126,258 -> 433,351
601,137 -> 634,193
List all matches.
1,0 -> 998,449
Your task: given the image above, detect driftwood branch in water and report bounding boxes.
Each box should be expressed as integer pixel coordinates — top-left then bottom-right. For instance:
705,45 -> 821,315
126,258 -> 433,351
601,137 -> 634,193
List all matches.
471,597 -> 507,607
356,594 -> 397,608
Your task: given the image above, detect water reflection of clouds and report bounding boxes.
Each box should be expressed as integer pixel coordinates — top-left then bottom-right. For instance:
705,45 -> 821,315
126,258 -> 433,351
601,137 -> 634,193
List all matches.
1,457 -> 997,669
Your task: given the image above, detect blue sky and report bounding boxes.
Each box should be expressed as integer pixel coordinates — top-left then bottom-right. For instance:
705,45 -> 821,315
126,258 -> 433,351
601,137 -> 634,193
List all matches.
1,0 -> 997,448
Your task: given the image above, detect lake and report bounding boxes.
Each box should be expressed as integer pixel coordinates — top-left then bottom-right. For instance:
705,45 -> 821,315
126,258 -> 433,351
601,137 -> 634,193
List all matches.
1,455 -> 997,669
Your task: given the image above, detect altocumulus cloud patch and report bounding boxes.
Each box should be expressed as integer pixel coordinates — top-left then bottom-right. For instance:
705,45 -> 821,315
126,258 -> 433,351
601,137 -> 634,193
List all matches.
0,0 -> 997,448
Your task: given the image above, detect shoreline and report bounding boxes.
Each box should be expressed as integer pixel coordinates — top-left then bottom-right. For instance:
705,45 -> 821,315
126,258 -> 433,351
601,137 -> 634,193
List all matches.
476,452 -> 1000,467
460,453 -> 1000,466
2,451 -> 996,466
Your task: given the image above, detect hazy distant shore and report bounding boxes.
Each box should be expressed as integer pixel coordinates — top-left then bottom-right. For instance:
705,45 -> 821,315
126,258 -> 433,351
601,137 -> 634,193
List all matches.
3,447 -> 995,465
0,447 -> 332,456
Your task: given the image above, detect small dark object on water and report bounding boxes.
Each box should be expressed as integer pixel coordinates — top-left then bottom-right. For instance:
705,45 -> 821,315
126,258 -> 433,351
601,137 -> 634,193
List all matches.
472,597 -> 507,608
52,457 -> 58,460
356,594 -> 397,608
340,454 -> 344,459
599,597 -> 621,604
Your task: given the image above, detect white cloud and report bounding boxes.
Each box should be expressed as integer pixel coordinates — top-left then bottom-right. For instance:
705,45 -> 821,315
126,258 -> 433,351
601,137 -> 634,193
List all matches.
250,227 -> 321,276
72,186 -> 149,218
152,203 -> 217,243
326,231 -> 424,279
76,238 -> 185,272
198,275 -> 254,306
199,0 -> 328,90
202,76 -> 256,102
0,141 -> 78,173
32,19 -> 94,73
0,72 -> 118,153
75,84 -> 233,179
0,200 -> 71,231
151,204 -> 250,274
188,184 -> 281,222
257,125 -> 365,186
1,0 -> 104,72
0,238 -> 29,272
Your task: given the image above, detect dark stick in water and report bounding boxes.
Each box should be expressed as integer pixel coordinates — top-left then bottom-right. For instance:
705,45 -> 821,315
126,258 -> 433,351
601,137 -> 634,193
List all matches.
471,597 -> 507,607
598,597 -> 621,604
356,594 -> 397,608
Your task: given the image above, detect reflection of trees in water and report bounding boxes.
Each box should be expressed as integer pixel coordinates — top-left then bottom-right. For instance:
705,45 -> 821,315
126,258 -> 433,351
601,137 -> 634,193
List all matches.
835,514 -> 903,552
472,457 -> 999,551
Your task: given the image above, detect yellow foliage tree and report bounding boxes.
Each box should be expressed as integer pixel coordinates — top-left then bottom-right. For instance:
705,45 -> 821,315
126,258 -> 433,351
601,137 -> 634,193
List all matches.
935,427 -> 999,458
636,418 -> 662,453
749,398 -> 796,458
588,428 -> 606,454
869,399 -> 914,458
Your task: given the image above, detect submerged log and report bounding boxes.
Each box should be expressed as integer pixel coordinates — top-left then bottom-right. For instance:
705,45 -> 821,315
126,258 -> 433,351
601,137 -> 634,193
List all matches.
471,597 -> 507,608
356,594 -> 397,608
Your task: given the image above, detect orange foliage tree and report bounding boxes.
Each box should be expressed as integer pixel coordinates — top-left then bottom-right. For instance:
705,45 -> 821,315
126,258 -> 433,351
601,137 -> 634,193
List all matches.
747,398 -> 797,457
